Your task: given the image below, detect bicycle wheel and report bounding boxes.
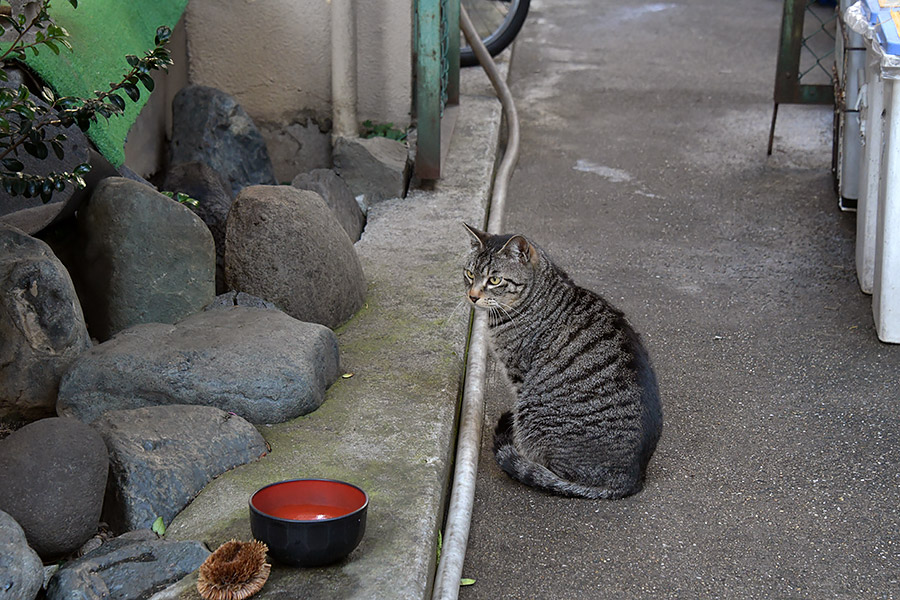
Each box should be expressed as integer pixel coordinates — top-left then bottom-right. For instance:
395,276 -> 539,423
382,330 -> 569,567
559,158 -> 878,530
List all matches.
459,0 -> 530,67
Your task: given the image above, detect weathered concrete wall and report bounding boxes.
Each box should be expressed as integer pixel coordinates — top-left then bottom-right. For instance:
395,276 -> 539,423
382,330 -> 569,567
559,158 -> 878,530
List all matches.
123,2 -> 413,182
124,17 -> 189,178
182,0 -> 413,131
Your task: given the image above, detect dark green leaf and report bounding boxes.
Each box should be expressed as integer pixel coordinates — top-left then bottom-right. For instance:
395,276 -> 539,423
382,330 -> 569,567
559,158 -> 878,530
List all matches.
24,141 -> 48,159
68,0 -> 78,8
50,139 -> 64,159
126,54 -> 139,68
122,82 -> 139,102
12,105 -> 34,120
155,26 -> 171,45
75,114 -> 91,131
138,73 -> 154,92
12,177 -> 26,195
108,93 -> 125,112
73,163 -> 91,176
54,179 -> 65,191
25,180 -> 37,198
55,96 -> 79,110
2,158 -> 24,172
44,40 -> 59,55
138,73 -> 156,92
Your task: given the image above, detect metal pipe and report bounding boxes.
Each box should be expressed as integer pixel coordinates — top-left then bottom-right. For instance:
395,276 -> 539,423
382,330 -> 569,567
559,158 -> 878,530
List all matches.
431,6 -> 520,599
331,0 -> 358,139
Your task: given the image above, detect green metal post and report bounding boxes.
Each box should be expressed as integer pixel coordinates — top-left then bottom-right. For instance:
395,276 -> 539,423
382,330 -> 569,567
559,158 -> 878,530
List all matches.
446,0 -> 460,106
416,0 -> 441,180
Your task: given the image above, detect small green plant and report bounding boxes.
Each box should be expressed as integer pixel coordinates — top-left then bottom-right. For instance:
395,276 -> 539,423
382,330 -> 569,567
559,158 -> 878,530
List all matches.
361,119 -> 407,142
0,0 -> 173,202
161,190 -> 199,208
151,516 -> 165,536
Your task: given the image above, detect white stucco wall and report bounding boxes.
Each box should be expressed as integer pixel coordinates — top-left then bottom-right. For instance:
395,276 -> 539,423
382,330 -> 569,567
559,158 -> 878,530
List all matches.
182,0 -> 413,130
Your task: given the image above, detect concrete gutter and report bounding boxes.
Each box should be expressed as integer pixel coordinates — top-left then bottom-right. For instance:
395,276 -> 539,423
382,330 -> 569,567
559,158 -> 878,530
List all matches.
165,58 -> 509,599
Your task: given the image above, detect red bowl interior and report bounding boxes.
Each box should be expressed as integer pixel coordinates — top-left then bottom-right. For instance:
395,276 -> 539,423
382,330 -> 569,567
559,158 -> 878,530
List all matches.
250,479 -> 367,522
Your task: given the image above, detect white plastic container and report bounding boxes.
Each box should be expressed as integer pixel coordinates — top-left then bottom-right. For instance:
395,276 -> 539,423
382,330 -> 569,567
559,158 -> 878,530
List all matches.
837,0 -> 866,211
855,0 -> 885,293
872,8 -> 900,342
847,0 -> 900,341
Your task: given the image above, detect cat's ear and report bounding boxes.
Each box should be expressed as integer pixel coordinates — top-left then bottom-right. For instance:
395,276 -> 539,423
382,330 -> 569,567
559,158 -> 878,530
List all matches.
500,235 -> 537,265
463,222 -> 489,249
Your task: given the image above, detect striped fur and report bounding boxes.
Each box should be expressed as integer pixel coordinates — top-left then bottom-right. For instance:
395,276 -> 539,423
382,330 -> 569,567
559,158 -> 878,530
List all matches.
464,223 -> 662,499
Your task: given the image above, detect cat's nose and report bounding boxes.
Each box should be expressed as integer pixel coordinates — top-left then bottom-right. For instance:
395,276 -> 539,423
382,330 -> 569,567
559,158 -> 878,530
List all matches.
468,293 -> 480,304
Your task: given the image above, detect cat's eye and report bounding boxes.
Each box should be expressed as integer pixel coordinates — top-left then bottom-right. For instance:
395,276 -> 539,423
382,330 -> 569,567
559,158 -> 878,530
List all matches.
464,269 -> 474,280
488,276 -> 503,286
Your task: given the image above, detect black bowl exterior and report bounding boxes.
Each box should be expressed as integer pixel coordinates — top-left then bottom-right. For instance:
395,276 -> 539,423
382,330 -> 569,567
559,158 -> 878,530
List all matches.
250,504 -> 367,567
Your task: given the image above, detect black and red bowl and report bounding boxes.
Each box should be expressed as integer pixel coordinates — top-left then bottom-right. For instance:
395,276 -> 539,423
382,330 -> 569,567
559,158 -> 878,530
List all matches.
249,479 -> 368,567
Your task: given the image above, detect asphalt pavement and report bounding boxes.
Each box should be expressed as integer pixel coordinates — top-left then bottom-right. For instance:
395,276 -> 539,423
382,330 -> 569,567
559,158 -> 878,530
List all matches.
458,1 -> 900,598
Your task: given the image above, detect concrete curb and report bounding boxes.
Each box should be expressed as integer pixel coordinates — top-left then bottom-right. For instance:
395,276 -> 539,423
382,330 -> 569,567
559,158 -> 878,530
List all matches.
166,58 -> 509,599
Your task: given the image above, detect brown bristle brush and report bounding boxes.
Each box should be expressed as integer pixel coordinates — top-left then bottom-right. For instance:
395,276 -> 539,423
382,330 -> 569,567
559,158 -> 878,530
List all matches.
196,539 -> 271,600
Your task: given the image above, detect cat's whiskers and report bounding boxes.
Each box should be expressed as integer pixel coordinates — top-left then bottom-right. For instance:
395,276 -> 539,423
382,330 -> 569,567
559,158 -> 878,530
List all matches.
494,301 -> 522,336
439,297 -> 469,330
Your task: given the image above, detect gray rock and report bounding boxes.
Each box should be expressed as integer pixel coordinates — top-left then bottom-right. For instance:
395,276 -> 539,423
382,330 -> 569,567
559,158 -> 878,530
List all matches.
333,135 -> 410,201
0,418 -> 108,559
259,117 -> 332,183
115,164 -> 156,189
76,177 -> 215,341
291,168 -> 366,242
45,536 -> 209,600
204,290 -> 277,310
162,162 -> 234,295
0,510 -> 42,600
58,306 -> 340,424
225,185 -> 366,328
170,85 -> 277,196
92,405 -> 267,533
0,223 -> 92,421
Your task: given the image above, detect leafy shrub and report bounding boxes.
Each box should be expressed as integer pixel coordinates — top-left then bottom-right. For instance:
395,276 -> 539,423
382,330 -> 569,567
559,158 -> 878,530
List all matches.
0,0 -> 173,201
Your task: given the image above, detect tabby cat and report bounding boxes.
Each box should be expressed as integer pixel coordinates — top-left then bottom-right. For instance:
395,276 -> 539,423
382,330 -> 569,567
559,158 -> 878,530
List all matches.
463,223 -> 662,499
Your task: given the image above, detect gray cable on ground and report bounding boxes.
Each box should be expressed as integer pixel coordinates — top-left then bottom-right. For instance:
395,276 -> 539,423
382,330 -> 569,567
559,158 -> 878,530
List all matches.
431,6 -> 520,600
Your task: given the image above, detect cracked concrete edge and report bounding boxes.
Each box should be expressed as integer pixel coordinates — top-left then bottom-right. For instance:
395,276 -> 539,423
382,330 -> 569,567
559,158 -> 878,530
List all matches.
164,57 -> 509,600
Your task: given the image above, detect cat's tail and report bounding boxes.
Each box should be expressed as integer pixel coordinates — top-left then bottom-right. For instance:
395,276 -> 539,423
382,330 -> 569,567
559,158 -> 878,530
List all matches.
493,412 -> 636,500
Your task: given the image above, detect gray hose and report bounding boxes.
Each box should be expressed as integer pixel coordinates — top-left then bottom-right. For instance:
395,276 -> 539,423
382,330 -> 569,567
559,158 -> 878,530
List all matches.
431,6 -> 520,599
